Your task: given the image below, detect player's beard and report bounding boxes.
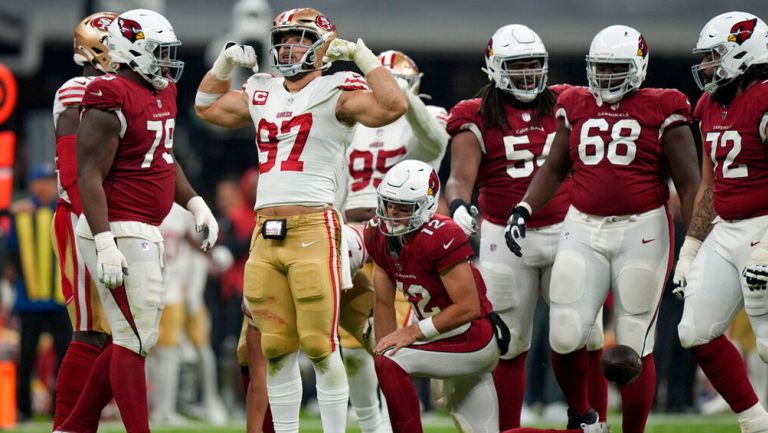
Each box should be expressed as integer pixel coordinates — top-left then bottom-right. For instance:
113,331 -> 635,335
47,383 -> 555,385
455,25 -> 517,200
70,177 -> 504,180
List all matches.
711,77 -> 741,105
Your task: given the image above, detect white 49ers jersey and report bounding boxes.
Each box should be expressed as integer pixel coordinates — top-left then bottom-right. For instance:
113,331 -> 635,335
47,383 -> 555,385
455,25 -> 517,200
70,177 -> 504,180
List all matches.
244,71 -> 369,209
345,105 -> 448,210
53,76 -> 94,127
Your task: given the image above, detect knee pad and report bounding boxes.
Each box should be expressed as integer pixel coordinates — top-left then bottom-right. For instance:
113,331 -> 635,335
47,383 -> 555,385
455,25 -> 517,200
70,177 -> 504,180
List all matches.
586,319 -> 605,351
261,332 -> 299,360
615,316 -> 651,355
616,263 -> 659,315
549,308 -> 586,354
677,322 -> 708,349
503,325 -> 532,360
478,261 -> 516,311
549,251 -> 586,305
289,261 -> 330,306
300,332 -> 333,362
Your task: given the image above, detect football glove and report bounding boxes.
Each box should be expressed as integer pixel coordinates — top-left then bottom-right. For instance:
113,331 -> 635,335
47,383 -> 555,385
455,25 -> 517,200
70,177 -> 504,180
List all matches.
94,231 -> 128,289
323,38 -> 381,75
186,196 -> 219,252
449,199 -> 479,237
744,234 -> 768,291
210,41 -> 258,80
672,236 -> 702,298
504,203 -> 531,257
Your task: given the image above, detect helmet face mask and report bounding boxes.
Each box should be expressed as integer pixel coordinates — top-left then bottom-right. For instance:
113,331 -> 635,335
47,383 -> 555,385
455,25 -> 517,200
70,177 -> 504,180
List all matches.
375,160 -> 440,237
484,24 -> 549,103
73,12 -> 117,73
586,25 -> 648,105
586,58 -> 637,104
107,9 -> 184,90
269,8 -> 337,77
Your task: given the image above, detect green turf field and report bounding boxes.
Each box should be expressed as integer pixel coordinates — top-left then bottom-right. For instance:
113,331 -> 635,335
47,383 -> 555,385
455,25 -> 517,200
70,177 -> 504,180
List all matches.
2,413 -> 744,433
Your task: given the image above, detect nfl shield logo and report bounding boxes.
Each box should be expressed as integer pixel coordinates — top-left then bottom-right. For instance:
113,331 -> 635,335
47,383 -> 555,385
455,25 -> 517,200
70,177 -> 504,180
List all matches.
156,99 -> 162,108
522,112 -> 531,122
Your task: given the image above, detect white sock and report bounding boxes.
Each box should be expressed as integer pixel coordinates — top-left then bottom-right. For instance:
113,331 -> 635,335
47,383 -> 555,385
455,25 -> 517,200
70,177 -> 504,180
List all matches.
267,352 -> 302,433
314,350 -> 350,433
198,344 -> 223,406
151,346 -> 180,416
344,347 -> 382,433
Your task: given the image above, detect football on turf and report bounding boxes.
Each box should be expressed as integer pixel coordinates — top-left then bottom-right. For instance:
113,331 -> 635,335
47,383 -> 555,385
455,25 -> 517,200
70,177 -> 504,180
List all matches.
600,344 -> 642,385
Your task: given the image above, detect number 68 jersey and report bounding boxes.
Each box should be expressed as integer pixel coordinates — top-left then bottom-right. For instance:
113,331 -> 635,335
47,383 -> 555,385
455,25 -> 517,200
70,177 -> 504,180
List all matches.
244,71 -> 369,209
694,80 -> 768,220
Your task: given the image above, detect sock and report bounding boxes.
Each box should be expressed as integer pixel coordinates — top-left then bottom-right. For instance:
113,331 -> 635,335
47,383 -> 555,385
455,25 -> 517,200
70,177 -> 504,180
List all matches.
494,353 -> 527,430
692,335 -> 759,413
587,348 -> 608,421
551,348 -> 590,416
344,347 -> 382,433
313,351 -> 349,433
267,352 -> 302,433
619,354 -> 655,433
58,344 -> 114,433
53,341 -> 103,429
149,346 -> 179,417
737,402 -> 768,429
111,345 -> 150,433
198,344 -> 222,408
263,403 -> 275,433
374,355 -> 423,433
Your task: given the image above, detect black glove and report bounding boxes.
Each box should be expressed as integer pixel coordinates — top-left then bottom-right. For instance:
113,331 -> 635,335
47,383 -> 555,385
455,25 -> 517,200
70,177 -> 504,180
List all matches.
504,205 -> 531,257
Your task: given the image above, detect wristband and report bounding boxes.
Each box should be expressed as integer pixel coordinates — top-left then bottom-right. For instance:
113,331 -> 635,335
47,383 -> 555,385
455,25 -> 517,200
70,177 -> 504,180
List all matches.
195,90 -> 224,108
516,201 -> 533,217
418,317 -> 440,339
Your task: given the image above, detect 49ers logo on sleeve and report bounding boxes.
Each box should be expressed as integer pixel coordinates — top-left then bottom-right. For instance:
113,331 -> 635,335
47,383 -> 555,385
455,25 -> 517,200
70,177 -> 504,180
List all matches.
636,34 -> 648,58
118,17 -> 145,42
315,15 -> 335,31
252,91 -> 269,105
729,18 -> 758,45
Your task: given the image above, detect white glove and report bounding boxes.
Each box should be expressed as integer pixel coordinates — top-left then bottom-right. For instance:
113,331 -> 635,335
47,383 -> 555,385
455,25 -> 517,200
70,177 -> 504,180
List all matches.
452,204 -> 479,237
94,231 -> 128,289
186,196 -> 219,251
672,236 -> 702,298
744,234 -> 768,291
211,41 -> 259,80
322,38 -> 381,75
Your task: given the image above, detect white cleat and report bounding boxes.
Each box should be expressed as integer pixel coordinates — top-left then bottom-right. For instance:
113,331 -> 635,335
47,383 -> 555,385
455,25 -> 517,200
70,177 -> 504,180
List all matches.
206,399 -> 228,426
741,414 -> 768,433
581,421 -> 611,433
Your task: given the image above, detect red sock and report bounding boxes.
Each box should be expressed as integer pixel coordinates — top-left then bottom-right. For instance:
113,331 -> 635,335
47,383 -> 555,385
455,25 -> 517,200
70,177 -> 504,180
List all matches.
53,341 -> 103,429
263,403 -> 275,433
619,354 -> 655,433
692,335 -> 759,413
58,344 -> 114,433
551,348 -> 590,416
374,355 -> 423,433
495,353 -> 527,430
587,348 -> 608,421
111,345 -> 150,433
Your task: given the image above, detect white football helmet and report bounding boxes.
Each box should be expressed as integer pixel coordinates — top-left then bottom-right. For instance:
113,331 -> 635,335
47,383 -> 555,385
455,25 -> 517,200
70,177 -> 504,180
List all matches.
107,9 -> 184,90
691,11 -> 768,94
586,25 -> 649,105
483,24 -> 549,102
376,160 -> 440,236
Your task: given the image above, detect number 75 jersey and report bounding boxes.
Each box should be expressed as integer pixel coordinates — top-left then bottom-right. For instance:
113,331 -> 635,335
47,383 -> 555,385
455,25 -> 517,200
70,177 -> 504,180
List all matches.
694,80 -> 768,220
244,72 -> 368,209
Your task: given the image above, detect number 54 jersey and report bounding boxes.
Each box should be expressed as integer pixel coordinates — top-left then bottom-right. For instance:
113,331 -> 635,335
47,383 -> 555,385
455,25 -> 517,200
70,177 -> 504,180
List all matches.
694,80 -> 768,220
244,71 -> 369,209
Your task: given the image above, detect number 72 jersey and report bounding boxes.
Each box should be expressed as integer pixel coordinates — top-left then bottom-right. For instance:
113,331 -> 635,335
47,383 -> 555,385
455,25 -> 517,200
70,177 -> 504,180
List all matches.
694,80 -> 768,220
244,71 -> 368,209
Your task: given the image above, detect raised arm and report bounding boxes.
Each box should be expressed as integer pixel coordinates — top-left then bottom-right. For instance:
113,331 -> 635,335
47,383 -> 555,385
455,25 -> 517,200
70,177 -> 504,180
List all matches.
194,42 -> 256,129
402,92 -> 449,162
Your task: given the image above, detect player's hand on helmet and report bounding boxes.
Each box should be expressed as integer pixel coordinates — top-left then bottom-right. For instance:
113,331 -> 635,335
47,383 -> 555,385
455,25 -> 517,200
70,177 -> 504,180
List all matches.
94,231 -> 129,289
211,41 -> 258,80
450,199 -> 479,237
504,203 -> 531,257
672,236 -> 702,298
744,238 -> 768,291
323,38 -> 380,75
186,196 -> 219,252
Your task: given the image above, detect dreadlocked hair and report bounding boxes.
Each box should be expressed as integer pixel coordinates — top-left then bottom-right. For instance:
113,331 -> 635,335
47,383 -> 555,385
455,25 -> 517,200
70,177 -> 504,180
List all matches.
476,83 -> 556,131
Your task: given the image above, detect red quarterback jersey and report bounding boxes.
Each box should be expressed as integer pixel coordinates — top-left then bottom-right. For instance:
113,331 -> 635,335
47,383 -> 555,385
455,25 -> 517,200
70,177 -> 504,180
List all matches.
365,214 -> 494,321
80,75 -> 177,226
694,80 -> 768,220
555,87 -> 691,216
447,85 -> 572,228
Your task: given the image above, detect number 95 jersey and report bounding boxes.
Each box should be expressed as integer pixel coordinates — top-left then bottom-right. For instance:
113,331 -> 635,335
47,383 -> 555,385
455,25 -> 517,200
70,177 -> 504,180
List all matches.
81,75 -> 177,226
556,87 -> 691,216
244,71 -> 369,209
694,80 -> 768,220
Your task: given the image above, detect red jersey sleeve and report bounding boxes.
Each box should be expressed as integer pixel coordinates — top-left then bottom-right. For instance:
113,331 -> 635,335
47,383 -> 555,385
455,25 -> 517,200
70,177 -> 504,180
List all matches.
693,93 -> 708,122
446,98 -> 482,138
363,219 -> 386,268
428,219 -> 474,273
657,89 -> 692,137
554,86 -> 582,129
81,76 -> 125,112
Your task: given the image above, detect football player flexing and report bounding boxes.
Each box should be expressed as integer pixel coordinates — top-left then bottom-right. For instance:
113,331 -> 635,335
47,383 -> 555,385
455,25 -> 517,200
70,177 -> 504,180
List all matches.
340,49 -> 449,433
445,24 -> 607,430
506,25 -> 700,433
368,159 -> 504,433
194,8 -> 406,433
51,12 -> 116,431
55,9 -> 218,433
676,11 -> 768,433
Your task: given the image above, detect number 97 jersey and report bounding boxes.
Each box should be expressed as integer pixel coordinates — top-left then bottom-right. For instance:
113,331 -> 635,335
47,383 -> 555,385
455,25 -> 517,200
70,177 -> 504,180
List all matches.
244,71 -> 369,209
694,81 -> 768,220
555,87 -> 691,216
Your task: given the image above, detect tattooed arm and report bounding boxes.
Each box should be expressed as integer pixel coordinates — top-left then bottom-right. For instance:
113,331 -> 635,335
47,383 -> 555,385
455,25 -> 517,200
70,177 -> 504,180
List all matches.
686,155 -> 716,241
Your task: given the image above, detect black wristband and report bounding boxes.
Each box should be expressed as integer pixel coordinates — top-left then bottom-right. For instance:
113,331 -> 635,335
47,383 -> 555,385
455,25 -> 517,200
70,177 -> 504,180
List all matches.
512,205 -> 531,222
449,199 -> 469,215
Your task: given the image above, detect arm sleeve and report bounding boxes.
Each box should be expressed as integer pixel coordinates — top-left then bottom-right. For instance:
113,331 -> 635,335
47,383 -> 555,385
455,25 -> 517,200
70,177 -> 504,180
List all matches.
404,96 -> 449,163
